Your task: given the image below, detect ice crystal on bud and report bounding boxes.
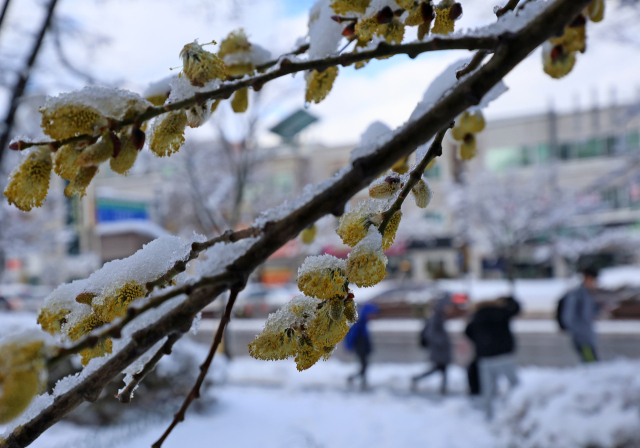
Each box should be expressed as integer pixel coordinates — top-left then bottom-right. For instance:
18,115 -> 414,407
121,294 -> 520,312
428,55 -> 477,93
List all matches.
110,131 -> 139,175
346,226 -> 387,287
305,67 -> 339,104
180,40 -> 227,87
331,0 -> 370,14
65,166 -> 98,198
3,146 -> 52,212
149,110 -> 188,157
411,179 -> 432,208
0,336 -> 49,423
301,224 -> 317,244
369,174 -> 403,199
297,255 -> 348,299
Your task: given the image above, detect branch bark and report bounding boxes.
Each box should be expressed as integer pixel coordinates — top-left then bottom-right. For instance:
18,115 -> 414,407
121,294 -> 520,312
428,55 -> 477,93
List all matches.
0,1 -> 592,445
0,0 -> 58,165
10,34 -> 499,152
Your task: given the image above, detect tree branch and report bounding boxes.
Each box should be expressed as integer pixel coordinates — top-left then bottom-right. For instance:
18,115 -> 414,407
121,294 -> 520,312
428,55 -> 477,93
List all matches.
0,0 -> 12,32
152,289 -> 241,448
9,34 -> 499,152
456,50 -> 488,79
378,123 -> 453,235
0,0 -> 58,165
495,0 -> 521,18
115,332 -> 183,404
0,1 -> 592,445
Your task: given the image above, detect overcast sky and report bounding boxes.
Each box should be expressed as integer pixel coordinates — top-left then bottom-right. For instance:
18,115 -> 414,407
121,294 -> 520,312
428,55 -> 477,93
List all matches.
2,0 -> 639,147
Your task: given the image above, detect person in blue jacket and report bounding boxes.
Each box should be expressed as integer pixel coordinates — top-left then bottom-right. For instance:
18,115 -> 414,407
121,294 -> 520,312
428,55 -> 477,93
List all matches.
346,303 -> 379,390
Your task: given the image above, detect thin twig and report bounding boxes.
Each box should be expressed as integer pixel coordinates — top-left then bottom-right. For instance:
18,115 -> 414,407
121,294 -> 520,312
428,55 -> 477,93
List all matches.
456,50 -> 488,79
378,123 -> 453,235
0,1 -> 592,445
152,289 -> 241,448
9,35 -> 498,152
0,0 -> 12,31
0,0 -> 58,164
495,0 -> 521,18
116,332 -> 183,404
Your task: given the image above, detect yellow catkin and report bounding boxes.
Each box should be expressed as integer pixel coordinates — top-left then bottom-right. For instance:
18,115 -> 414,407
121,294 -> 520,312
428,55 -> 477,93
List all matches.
248,329 -> 299,361
40,104 -> 104,140
79,339 -> 113,366
53,143 -> 82,181
391,156 -> 410,174
382,211 -> 402,251
543,45 -> 576,79
298,267 -> 347,300
75,134 -> 114,167
301,225 -> 317,244
94,281 -> 146,322
395,0 -> 415,9
294,335 -> 324,371
369,177 -> 402,199
231,88 -> 249,113
145,94 -> 168,107
549,24 -> 586,53
586,0 -> 604,22
432,1 -> 455,35
65,166 -> 98,198
355,17 -> 380,42
336,209 -> 374,248
0,340 -> 47,423
149,110 -> 187,157
37,306 -> 71,335
331,0 -> 370,14
411,179 -> 431,208
65,312 -> 104,341
346,245 -> 387,288
344,299 -> 358,323
218,29 -> 252,59
3,146 -> 52,212
110,132 -> 138,175
379,20 -> 405,45
459,135 -> 477,160
405,6 -> 425,26
305,67 -> 339,104
307,299 -> 349,347
458,110 -> 485,134
180,41 -> 227,87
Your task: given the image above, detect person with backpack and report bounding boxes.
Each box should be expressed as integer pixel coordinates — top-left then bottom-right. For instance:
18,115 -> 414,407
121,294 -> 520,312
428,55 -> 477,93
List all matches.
560,267 -> 601,362
465,296 -> 521,419
345,303 -> 379,390
411,294 -> 459,395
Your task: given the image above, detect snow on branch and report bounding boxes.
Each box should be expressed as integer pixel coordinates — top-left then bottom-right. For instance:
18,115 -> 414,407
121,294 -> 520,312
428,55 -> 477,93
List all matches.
0,0 -> 594,446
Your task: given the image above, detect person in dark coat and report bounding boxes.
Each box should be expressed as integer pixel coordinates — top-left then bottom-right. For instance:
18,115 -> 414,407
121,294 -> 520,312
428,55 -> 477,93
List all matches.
346,303 -> 379,390
465,296 -> 521,419
562,267 -> 600,362
411,295 -> 459,394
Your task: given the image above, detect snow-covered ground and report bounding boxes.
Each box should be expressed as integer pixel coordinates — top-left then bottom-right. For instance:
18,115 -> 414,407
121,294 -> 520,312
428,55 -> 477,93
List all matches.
13,355 -> 640,448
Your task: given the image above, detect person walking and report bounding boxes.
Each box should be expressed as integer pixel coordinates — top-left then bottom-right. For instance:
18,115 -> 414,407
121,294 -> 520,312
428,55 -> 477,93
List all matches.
411,295 -> 458,395
465,296 -> 520,419
345,303 -> 379,390
561,267 -> 601,362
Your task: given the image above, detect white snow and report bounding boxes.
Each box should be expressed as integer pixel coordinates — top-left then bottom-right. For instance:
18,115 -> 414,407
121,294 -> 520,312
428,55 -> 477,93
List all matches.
298,254 -> 347,279
308,0 -> 343,58
142,76 -> 172,100
350,121 -> 393,163
195,237 -> 259,278
222,43 -> 271,67
94,220 -> 170,239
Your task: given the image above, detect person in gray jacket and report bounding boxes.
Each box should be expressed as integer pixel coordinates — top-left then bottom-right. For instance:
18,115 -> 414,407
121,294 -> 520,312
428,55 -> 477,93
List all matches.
562,267 -> 601,362
411,295 -> 460,394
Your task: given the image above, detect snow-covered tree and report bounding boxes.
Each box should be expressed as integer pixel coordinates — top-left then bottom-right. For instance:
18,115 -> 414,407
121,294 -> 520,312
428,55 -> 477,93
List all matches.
0,0 -> 604,446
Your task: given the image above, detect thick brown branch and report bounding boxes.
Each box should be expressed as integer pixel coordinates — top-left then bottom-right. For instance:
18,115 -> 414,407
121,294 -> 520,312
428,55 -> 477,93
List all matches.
115,332 -> 183,404
378,124 -> 452,236
10,35 -> 498,151
152,289 -> 241,448
0,1 -> 592,445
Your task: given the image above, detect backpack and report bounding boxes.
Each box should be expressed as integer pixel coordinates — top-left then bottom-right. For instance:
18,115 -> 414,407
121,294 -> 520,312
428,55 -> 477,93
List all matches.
419,320 -> 431,348
556,293 -> 568,331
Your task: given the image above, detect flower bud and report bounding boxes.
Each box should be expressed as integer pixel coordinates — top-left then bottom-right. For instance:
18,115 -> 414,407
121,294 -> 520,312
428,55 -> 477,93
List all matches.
231,88 -> 249,113
301,224 -> 317,244
346,227 -> 388,287
40,103 -> 105,141
307,298 -> 349,347
330,0 -> 371,15
180,40 -> 227,87
297,255 -> 348,300
3,146 -> 52,212
369,174 -> 402,199
305,67 -> 339,105
391,156 -> 410,174
131,127 -> 146,150
110,131 -> 139,175
459,110 -> 486,134
586,0 -> 604,22
381,210 -> 402,251
344,298 -> 358,323
149,110 -> 187,157
76,134 -> 114,167
65,166 -> 98,198
376,6 -> 394,24
459,134 -> 477,160
411,179 -> 432,208
432,0 -> 456,35
542,42 -> 576,79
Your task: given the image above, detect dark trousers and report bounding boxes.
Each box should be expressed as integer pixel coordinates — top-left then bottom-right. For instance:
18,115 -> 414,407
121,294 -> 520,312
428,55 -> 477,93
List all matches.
412,363 -> 447,394
467,358 -> 480,395
348,352 -> 369,387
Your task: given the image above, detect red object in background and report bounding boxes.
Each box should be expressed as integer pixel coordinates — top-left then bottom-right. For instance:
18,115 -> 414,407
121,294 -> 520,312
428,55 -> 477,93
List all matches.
451,293 -> 468,304
6,258 -> 22,271
269,239 -> 299,259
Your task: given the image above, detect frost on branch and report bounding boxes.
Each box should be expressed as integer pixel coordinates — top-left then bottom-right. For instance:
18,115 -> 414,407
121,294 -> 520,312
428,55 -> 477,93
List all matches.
37,234 -> 204,366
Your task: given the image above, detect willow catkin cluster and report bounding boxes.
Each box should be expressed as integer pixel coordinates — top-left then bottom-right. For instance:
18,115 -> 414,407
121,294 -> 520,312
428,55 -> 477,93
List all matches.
180,40 -> 227,87
0,338 -> 50,423
543,5 -> 603,79
451,110 -> 486,160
